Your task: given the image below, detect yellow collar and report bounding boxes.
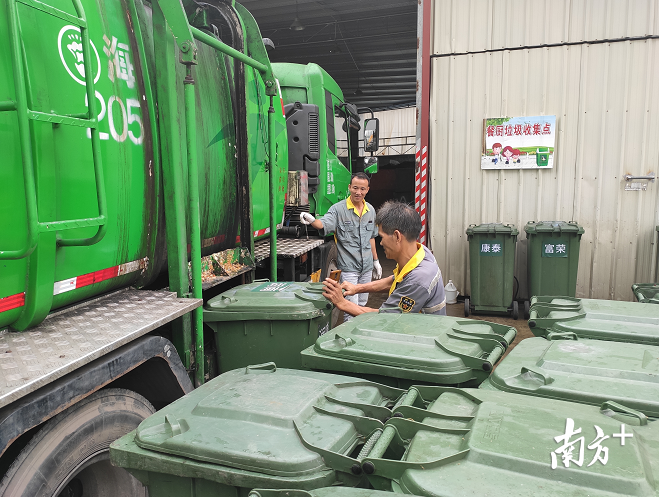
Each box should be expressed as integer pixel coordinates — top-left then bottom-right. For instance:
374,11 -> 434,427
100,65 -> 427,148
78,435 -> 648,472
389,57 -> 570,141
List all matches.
346,197 -> 369,217
389,243 -> 425,295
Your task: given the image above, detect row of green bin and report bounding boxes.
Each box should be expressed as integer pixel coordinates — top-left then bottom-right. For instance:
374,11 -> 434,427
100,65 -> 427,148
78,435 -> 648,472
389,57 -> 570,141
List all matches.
108,280 -> 659,497
465,221 -> 584,319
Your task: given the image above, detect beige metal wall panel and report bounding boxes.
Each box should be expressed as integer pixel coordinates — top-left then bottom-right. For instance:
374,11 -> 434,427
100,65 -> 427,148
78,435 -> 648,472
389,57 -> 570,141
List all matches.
429,39 -> 659,300
433,0 -> 659,56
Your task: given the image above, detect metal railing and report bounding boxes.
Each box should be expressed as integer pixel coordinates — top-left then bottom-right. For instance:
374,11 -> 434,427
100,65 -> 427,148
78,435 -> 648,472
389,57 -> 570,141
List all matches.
336,135 -> 416,158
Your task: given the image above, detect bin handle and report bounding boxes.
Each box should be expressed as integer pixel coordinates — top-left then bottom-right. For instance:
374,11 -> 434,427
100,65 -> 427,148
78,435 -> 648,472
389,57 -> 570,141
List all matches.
521,366 -> 554,385
547,331 -> 578,341
600,401 -> 647,426
333,333 -> 356,347
165,414 -> 182,436
245,362 -> 277,374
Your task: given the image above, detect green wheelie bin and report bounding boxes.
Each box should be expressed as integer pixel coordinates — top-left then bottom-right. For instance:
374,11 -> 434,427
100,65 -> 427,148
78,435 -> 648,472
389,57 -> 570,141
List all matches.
480,335 -> 659,418
110,365 -> 404,497
525,221 -> 584,298
632,283 -> 659,303
301,312 -> 516,389
203,281 -> 333,373
465,223 -> 520,319
356,386 -> 659,497
528,296 -> 659,344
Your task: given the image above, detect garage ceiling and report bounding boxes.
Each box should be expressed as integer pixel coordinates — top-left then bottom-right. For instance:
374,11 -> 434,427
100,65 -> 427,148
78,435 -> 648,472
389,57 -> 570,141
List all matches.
239,0 -> 418,111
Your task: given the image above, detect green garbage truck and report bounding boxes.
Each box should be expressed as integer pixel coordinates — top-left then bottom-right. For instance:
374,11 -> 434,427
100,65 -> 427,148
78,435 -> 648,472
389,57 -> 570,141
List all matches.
0,0 -> 370,493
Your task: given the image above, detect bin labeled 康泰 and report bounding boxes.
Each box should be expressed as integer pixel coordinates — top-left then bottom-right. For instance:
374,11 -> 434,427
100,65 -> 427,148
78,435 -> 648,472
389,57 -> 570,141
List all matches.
356,386 -> 659,497
525,221 -> 584,298
301,312 -> 516,389
110,365 -> 404,497
480,336 -> 659,418
203,281 -> 332,373
528,296 -> 659,345
465,223 -> 519,318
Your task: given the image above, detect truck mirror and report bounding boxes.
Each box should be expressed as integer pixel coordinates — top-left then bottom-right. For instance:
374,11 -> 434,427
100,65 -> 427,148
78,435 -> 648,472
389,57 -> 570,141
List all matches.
364,156 -> 378,174
364,118 -> 379,152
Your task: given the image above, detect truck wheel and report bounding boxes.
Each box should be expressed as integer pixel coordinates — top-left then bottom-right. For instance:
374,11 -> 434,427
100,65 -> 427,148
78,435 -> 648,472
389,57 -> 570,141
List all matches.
0,389 -> 154,497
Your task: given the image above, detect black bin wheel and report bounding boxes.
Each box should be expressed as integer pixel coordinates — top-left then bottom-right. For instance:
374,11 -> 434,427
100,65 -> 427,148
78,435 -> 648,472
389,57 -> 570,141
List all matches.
512,300 -> 519,320
0,389 -> 154,497
464,298 -> 470,317
524,300 -> 530,320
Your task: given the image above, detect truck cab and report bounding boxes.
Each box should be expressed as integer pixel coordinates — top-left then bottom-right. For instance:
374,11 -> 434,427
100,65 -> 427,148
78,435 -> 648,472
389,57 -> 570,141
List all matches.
273,62 -> 360,218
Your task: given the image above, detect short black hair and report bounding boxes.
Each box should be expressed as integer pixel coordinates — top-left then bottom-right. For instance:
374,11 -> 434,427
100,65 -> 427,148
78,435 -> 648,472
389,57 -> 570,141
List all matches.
376,201 -> 421,242
350,172 -> 370,186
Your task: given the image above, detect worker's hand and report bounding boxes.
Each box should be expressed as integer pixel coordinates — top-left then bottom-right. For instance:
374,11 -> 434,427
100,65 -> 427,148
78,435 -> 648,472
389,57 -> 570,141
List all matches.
341,280 -> 358,296
323,278 -> 346,309
372,259 -> 382,280
300,212 -> 316,225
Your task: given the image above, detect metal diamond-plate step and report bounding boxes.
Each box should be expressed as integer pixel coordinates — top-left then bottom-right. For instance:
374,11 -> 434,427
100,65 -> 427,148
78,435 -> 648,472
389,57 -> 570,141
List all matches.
0,289 -> 201,408
254,237 -> 325,261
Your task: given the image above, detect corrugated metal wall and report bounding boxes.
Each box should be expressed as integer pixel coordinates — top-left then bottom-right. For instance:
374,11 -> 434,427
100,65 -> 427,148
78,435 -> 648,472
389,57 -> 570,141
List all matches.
429,0 -> 659,300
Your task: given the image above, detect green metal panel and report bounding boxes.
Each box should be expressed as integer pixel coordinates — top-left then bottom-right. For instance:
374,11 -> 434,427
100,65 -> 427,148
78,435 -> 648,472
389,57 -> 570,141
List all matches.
528,296 -> 659,344
0,0 -> 270,331
525,221 -> 584,297
0,0 -> 159,330
481,336 -> 659,418
273,62 -> 350,217
203,282 -> 332,372
466,223 -> 518,312
632,283 -> 659,304
110,367 -> 404,496
247,64 -> 287,241
301,313 -> 515,388
359,386 -> 659,497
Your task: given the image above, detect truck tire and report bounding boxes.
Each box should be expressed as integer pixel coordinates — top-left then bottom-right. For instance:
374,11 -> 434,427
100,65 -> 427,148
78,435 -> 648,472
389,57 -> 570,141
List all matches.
0,389 -> 154,497
322,242 -> 342,328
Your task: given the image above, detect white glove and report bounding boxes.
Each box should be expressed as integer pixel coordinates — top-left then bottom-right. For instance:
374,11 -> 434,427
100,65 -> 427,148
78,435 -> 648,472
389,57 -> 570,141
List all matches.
299,212 -> 316,225
372,259 -> 382,280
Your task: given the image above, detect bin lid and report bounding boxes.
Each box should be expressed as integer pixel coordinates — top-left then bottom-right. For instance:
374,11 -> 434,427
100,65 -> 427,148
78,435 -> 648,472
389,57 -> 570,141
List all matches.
465,223 -> 518,236
133,365 -> 402,477
301,313 -> 515,385
529,297 -> 659,345
204,281 -> 331,321
249,488 -> 406,497
362,387 -> 659,497
482,336 -> 659,417
632,284 -> 659,304
524,221 -> 584,234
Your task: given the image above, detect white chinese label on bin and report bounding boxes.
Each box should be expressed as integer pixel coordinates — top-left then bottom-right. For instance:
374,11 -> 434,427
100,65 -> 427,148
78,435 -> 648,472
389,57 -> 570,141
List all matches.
551,418 -> 633,469
252,282 -> 291,292
542,240 -> 568,258
479,239 -> 504,256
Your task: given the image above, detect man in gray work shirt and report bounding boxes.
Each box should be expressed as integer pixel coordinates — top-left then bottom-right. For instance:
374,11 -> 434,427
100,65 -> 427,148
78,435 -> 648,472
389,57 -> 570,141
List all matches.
300,172 -> 382,320
322,200 -> 446,317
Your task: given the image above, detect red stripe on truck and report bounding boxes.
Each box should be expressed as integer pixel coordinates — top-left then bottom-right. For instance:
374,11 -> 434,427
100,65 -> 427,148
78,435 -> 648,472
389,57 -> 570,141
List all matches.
0,292 -> 25,313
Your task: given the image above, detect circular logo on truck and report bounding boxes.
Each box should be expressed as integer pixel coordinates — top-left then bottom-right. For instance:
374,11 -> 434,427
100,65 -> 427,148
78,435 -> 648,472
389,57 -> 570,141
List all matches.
58,25 -> 101,85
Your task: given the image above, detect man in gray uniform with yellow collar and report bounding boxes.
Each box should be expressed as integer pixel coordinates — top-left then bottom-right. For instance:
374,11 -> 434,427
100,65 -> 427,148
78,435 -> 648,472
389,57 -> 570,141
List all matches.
322,200 -> 446,316
300,172 -> 382,321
